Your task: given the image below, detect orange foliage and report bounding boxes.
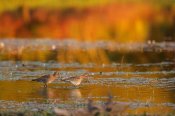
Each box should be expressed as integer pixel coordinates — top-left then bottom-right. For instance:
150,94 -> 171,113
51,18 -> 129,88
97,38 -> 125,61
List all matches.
0,3 -> 165,42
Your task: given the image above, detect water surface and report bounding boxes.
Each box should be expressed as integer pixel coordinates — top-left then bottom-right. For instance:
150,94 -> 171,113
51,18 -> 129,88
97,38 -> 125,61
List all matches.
0,39 -> 174,115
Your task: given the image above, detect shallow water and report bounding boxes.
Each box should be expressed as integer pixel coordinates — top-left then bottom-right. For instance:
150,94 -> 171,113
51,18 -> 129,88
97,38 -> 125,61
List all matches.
0,39 -> 174,115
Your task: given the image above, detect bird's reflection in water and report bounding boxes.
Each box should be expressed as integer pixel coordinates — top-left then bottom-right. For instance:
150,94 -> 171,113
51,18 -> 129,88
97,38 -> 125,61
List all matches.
39,87 -> 59,99
36,87 -> 82,101
70,89 -> 82,99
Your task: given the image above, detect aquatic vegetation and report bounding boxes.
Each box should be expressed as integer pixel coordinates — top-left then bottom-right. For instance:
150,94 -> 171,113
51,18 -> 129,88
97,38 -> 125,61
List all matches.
0,40 -> 174,115
54,95 -> 129,116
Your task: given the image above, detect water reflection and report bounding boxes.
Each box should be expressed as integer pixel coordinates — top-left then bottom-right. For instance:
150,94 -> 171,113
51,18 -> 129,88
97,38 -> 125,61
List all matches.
0,40 -> 174,114
69,89 -> 82,99
0,40 -> 174,63
36,87 -> 82,100
0,79 -> 174,114
38,87 -> 59,99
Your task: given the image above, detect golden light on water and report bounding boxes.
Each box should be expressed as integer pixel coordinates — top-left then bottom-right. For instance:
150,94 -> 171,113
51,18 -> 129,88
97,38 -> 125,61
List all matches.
0,0 -> 175,115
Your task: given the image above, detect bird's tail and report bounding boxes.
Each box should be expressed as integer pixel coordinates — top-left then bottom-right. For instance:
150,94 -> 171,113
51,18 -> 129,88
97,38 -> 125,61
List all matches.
32,78 -> 37,81
32,78 -> 42,82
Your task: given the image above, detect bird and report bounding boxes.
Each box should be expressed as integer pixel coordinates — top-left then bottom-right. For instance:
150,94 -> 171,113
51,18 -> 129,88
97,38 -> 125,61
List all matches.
87,99 -> 103,116
103,95 -> 129,115
103,95 -> 114,112
73,99 -> 103,116
54,99 -> 103,116
32,71 -> 59,87
60,73 -> 89,86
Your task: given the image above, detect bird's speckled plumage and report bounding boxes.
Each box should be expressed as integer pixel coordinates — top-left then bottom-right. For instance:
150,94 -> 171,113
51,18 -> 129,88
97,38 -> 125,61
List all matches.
32,71 -> 59,87
61,74 -> 89,86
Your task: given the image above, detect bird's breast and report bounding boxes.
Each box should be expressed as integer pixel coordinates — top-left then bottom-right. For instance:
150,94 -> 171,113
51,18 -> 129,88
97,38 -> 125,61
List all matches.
47,77 -> 56,83
70,79 -> 82,86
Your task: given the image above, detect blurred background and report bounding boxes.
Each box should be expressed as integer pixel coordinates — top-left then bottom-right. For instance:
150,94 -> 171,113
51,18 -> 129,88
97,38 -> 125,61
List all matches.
0,0 -> 175,42
0,1 -> 175,115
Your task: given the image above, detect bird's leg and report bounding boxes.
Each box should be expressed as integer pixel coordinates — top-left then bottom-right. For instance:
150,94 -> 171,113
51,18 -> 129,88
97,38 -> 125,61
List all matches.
86,78 -> 91,83
71,85 -> 78,89
71,85 -> 76,89
44,83 -> 47,88
75,85 -> 80,89
74,85 -> 77,89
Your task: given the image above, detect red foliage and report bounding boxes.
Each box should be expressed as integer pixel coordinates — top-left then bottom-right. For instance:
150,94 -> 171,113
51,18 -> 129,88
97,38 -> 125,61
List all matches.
0,3 -> 156,40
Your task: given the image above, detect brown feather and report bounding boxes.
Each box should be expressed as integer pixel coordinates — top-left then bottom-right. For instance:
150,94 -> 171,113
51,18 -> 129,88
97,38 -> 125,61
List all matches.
32,71 -> 59,87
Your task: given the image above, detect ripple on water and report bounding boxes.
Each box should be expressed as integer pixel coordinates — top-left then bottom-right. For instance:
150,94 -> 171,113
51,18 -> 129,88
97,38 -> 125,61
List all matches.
0,40 -> 175,114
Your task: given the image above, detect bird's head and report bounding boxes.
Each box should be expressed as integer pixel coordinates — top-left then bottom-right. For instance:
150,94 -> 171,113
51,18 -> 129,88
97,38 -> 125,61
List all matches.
80,73 -> 89,78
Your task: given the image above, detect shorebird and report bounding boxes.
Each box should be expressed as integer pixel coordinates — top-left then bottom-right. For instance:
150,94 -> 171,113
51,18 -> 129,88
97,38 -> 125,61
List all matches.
60,73 -> 89,86
32,71 -> 59,87
87,99 -> 103,115
103,95 -> 114,112
103,95 -> 129,115
54,99 -> 103,116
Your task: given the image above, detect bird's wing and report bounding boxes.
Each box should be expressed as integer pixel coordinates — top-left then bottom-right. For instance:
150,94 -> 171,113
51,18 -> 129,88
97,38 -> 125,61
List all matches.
32,75 -> 49,82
